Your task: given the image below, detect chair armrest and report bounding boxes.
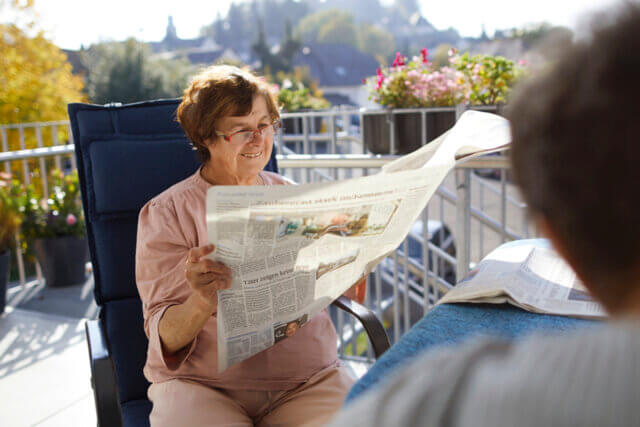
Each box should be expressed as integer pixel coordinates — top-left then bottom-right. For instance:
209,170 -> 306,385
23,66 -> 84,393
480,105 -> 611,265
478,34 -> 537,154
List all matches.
332,296 -> 391,358
85,319 -> 123,427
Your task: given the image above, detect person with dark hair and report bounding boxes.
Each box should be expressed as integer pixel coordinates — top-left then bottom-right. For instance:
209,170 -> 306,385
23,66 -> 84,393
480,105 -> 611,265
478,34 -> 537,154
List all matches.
135,65 -> 364,426
329,4 -> 640,426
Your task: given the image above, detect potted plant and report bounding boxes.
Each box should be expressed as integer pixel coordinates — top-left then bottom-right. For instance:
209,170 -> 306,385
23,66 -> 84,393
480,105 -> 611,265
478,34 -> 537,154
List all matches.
21,169 -> 88,287
277,83 -> 330,134
363,49 -> 468,154
449,51 -> 523,106
0,173 -> 23,313
267,67 -> 330,137
363,49 -> 526,154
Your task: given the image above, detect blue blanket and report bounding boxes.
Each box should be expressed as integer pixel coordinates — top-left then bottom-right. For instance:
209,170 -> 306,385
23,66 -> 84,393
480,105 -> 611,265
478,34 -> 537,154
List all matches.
346,302 -> 598,403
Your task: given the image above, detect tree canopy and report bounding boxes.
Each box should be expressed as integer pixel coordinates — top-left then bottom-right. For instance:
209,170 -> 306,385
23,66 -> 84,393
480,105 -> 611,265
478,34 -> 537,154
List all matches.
294,9 -> 395,61
0,10 -> 85,124
82,38 -> 194,104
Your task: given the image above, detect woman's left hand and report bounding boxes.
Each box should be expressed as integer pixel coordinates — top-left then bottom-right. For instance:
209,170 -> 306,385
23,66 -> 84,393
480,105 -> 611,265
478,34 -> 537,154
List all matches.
343,276 -> 367,304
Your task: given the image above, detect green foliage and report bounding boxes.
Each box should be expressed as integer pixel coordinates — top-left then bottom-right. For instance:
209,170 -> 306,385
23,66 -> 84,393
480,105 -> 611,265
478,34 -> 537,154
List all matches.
295,9 -> 350,43
294,8 -> 394,59
366,49 -> 528,108
82,38 -> 194,104
0,173 -> 23,253
277,86 -> 330,112
20,169 -> 85,245
357,24 -> 396,62
450,52 -> 525,105
252,17 -> 300,74
267,67 -> 330,112
317,16 -> 358,47
0,23 -> 86,124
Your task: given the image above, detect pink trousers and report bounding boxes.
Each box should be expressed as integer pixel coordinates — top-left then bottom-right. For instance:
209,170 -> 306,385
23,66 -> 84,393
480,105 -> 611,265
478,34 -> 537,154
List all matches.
147,366 -> 355,426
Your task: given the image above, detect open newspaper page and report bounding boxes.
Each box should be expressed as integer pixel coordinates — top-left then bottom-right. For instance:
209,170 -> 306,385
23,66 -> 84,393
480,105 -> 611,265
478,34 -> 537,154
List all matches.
207,111 -> 511,371
437,240 -> 607,319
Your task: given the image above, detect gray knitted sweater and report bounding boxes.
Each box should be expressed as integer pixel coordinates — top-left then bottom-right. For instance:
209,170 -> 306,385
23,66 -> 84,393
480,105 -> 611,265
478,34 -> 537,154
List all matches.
329,322 -> 640,427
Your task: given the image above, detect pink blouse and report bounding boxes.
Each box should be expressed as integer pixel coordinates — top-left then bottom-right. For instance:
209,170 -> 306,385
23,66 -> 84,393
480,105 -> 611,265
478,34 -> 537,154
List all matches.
136,169 -> 339,391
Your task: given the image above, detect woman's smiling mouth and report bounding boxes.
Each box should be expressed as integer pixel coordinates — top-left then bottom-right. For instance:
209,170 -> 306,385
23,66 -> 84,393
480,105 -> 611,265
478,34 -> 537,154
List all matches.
241,151 -> 262,158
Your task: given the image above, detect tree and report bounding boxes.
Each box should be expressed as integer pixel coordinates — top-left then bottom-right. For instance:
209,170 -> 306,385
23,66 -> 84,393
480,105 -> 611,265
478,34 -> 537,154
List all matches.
395,0 -> 420,19
357,24 -> 396,63
252,17 -> 300,74
295,9 -> 354,43
317,16 -> 358,47
0,3 -> 85,125
0,0 -> 86,202
82,38 -> 193,104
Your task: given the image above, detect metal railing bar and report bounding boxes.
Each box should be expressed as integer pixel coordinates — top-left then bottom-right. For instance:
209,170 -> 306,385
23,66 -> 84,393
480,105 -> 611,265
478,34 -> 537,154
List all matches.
0,120 -> 69,130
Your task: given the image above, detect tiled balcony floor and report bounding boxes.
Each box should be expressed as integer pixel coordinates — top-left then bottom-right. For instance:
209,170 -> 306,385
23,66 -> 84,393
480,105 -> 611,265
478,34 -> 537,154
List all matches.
0,277 -> 97,426
0,277 -> 369,426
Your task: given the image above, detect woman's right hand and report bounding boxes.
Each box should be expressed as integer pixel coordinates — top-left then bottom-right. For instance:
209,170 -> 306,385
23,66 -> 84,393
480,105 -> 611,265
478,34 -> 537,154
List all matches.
184,244 -> 232,314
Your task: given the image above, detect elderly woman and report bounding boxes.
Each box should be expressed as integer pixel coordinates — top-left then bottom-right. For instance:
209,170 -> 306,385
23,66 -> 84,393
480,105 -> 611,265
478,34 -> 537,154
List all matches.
136,65 -> 365,427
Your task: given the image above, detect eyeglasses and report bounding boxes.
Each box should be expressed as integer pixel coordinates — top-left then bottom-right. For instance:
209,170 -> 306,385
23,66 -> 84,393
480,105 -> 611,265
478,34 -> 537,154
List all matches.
216,121 -> 282,145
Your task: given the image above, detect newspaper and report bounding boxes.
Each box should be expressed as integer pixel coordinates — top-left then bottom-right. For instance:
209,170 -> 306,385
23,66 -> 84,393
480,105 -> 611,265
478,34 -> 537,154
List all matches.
437,240 -> 607,319
207,110 -> 512,371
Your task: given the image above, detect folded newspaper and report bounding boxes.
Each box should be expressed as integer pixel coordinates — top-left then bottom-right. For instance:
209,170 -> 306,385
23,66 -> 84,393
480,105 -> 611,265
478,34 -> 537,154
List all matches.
207,111 -> 511,371
437,240 -> 607,319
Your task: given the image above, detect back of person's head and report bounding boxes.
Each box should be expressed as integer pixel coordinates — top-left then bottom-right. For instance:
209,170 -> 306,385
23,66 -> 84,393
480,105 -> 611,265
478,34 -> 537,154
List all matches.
508,3 -> 640,311
176,65 -> 279,162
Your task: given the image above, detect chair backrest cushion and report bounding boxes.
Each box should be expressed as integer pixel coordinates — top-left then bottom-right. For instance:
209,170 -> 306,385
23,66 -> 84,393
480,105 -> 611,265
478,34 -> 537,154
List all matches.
68,99 -> 278,404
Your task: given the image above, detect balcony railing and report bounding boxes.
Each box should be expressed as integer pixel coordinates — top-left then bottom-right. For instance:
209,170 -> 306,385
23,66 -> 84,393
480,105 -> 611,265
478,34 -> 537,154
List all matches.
1,106 -> 534,363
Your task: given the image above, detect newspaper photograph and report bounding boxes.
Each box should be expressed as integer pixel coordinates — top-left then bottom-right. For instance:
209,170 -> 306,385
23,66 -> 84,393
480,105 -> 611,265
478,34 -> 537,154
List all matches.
207,110 -> 512,371
437,240 -> 607,319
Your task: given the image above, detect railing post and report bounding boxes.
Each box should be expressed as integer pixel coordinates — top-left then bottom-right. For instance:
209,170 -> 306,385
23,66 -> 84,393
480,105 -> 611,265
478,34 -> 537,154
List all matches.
14,234 -> 26,286
455,168 -> 471,281
387,110 -> 396,155
1,127 -> 10,173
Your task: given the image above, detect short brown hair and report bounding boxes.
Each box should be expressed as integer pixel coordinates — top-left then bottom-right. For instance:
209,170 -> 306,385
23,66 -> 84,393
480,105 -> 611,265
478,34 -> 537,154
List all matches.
508,4 -> 640,309
176,65 -> 280,162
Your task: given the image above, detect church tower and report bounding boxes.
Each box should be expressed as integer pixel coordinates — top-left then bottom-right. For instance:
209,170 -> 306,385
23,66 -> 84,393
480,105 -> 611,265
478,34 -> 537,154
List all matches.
165,15 -> 178,42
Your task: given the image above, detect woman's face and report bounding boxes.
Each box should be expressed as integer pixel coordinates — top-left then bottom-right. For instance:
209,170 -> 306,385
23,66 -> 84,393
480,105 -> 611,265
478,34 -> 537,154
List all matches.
285,321 -> 298,337
206,95 -> 274,184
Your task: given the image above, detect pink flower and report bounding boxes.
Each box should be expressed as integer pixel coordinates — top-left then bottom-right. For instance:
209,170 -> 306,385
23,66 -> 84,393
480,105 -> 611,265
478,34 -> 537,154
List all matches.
392,52 -> 406,67
518,59 -> 528,66
420,48 -> 429,64
376,67 -> 385,90
66,213 -> 77,226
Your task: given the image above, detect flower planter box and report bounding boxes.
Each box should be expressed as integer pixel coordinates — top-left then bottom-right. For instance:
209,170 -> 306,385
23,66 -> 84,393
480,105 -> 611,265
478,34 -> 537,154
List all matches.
34,236 -> 88,287
362,109 -> 457,155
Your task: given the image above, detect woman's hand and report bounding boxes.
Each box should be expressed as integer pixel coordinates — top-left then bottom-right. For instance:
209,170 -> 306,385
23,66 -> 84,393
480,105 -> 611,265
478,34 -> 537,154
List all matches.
343,276 -> 367,304
184,244 -> 232,314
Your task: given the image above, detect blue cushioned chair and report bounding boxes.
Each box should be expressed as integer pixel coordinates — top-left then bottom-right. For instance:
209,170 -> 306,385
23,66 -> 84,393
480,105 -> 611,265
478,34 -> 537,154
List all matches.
68,99 -> 390,427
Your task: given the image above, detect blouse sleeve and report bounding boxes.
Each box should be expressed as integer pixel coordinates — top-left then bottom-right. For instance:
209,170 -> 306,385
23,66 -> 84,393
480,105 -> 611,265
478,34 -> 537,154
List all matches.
135,199 -> 198,370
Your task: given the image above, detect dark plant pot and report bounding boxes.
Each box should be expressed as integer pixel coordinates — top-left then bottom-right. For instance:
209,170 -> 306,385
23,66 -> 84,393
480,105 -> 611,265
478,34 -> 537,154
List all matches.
282,113 -> 323,135
0,250 -> 9,314
363,110 -> 456,155
34,236 -> 88,287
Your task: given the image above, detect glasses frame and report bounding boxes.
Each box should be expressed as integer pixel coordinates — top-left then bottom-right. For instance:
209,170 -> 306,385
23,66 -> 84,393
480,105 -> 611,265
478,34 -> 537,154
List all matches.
216,120 -> 283,145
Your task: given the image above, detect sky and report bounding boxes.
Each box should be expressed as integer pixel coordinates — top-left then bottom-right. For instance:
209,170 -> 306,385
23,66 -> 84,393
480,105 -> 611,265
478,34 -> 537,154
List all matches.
21,0 -> 623,50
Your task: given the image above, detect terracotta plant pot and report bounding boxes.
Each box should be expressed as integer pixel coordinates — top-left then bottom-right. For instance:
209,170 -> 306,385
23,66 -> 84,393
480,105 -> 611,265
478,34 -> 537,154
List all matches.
34,236 -> 88,287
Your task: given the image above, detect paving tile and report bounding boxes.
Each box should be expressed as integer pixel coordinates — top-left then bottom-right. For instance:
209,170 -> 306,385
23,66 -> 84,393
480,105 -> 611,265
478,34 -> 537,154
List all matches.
0,308 -> 95,427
